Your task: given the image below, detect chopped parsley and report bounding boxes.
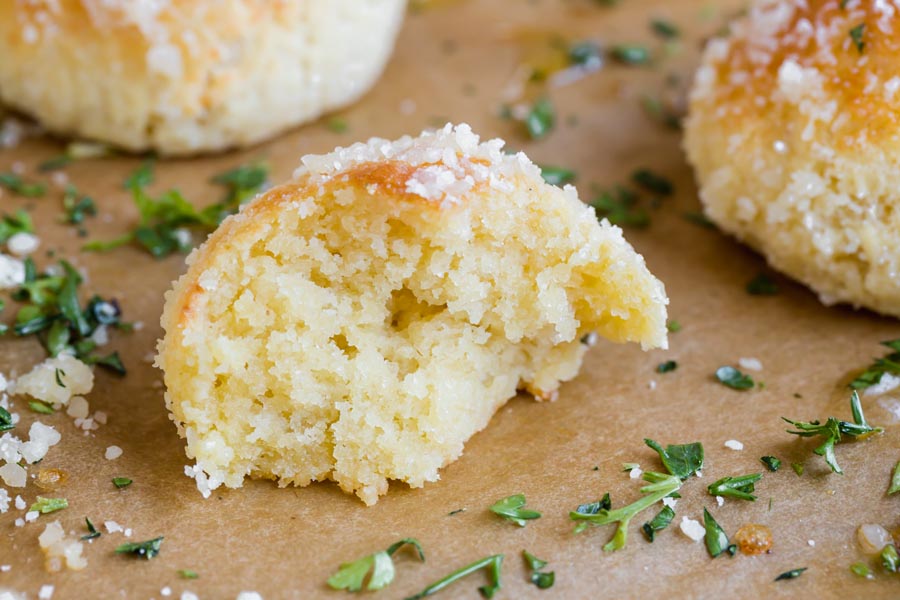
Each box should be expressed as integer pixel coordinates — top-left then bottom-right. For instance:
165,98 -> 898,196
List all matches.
656,360 -> 677,374
666,319 -> 682,333
850,562 -> 873,578
791,462 -> 804,477
611,44 -> 650,65
890,460 -> 900,495
327,538 -> 424,592
760,456 -> 781,472
572,492 -> 612,533
643,438 -> 704,479
882,544 -> 899,572
570,471 -> 682,551
590,186 -> 649,228
650,19 -> 680,39
641,505 -> 674,542
0,406 -> 13,432
87,161 -> 268,258
641,95 -> 681,130
405,554 -> 503,599
10,260 -> 129,372
631,169 -> 673,196
715,366 -> 754,390
0,173 -> 46,197
849,338 -> 900,390
0,209 -> 35,245
490,494 -> 541,527
707,474 -> 762,502
61,186 -> 97,226
123,160 -> 155,190
54,368 -> 66,388
683,211 -> 716,229
38,155 -> 73,172
774,567 -> 807,581
782,391 -> 882,474
568,41 -> 602,68
524,98 -> 555,140
539,166 -> 576,186
850,23 -> 866,54
522,551 -> 554,590
81,517 -> 101,541
746,273 -> 779,295
30,497 -> 68,514
115,537 -> 164,559
29,401 -> 54,415
112,477 -> 133,489
703,508 -> 735,558
178,569 -> 199,579
326,117 -> 349,134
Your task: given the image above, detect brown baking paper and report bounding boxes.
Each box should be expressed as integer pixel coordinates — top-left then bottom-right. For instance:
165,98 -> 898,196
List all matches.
2,1 -> 899,598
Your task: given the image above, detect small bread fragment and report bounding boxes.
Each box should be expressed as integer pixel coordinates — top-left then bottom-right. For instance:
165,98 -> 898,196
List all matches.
0,0 -> 406,155
157,124 -> 668,505
684,0 -> 900,316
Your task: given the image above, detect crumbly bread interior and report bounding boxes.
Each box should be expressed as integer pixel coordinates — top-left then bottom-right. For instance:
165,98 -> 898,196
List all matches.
158,125 -> 667,504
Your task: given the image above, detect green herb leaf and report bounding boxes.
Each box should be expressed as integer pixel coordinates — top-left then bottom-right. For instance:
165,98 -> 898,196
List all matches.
882,544 -> 899,572
850,23 -> 866,53
525,98 -> 555,140
490,494 -> 542,527
707,474 -> 762,502
405,554 -> 503,600
84,351 -> 127,376
746,273 -> 779,295
30,497 -> 68,514
643,439 -> 704,479
715,366 -> 754,390
650,18 -> 680,39
539,166 -> 576,186
611,44 -> 650,65
204,163 -> 269,225
0,406 -> 13,432
568,41 -> 602,68
62,186 -> 97,225
326,117 -> 349,133
178,569 -> 199,579
631,169 -> 673,196
328,538 -> 425,592
850,562 -> 873,578
570,471 -> 682,551
760,456 -> 781,472
774,567 -> 807,581
791,462 -> 804,476
641,505 -> 675,542
29,400 -> 54,415
849,338 -> 900,390
683,211 -> 716,229
641,95 -> 681,130
39,155 -> 73,172
656,360 -> 677,374
115,537 -> 164,559
573,492 -> 612,532
522,551 -> 554,590
783,391 -> 882,474
590,186 -> 650,228
703,508 -> 734,558
81,517 -> 101,540
0,173 -> 46,197
666,319 -> 682,333
112,477 -> 133,489
0,209 -> 35,244
124,160 -> 155,190
890,460 -> 900,495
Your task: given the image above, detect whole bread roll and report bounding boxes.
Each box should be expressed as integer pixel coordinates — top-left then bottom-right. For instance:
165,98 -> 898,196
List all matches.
157,124 -> 668,505
0,0 -> 406,155
685,0 -> 900,317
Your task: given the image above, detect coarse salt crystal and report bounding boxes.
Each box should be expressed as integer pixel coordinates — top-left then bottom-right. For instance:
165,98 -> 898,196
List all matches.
0,488 -> 8,513
124,528 -> 132,537
66,397 -> 89,419
662,496 -> 677,509
93,411 -> 107,425
808,540 -> 815,547
738,357 -> 763,371
0,254 -> 25,289
679,517 -> 706,542
236,593 -> 263,600
629,466 -> 643,479
724,439 -> 744,451
864,373 -> 900,396
716,496 -> 725,507
14,518 -> 24,527
25,511 -> 38,522
0,564 -> 9,572
105,446 -> 123,460
38,585 -> 54,600
14,495 -> 24,510
6,232 -> 40,257
104,521 -> 123,534
181,593 -> 199,600
161,587 -> 172,597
